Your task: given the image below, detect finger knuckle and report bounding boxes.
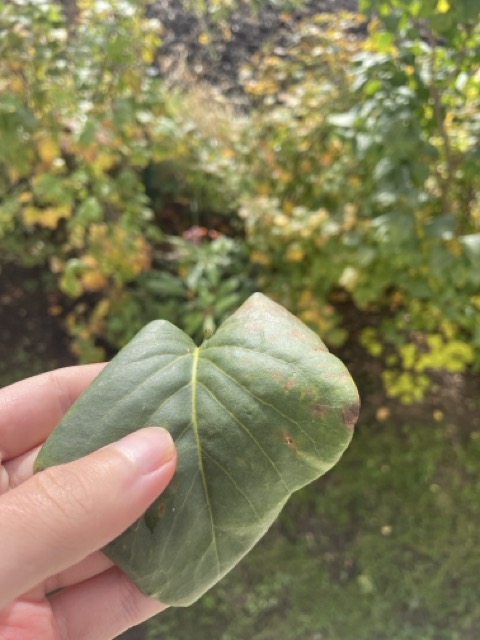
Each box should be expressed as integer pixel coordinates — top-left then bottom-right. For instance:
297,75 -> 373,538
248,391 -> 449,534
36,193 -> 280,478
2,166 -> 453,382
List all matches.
35,464 -> 95,529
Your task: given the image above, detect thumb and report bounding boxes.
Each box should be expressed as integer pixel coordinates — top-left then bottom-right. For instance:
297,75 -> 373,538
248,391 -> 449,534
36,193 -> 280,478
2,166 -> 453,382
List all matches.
0,427 -> 176,608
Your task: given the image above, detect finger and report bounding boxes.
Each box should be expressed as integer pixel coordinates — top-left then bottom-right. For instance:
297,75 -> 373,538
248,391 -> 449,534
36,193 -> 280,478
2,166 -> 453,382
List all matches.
0,427 -> 177,609
3,445 -> 41,490
45,551 -> 114,594
50,566 -> 166,640
0,364 -> 106,462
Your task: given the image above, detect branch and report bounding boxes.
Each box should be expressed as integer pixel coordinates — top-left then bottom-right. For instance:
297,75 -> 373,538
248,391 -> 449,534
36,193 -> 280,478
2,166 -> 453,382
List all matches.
426,29 -> 456,213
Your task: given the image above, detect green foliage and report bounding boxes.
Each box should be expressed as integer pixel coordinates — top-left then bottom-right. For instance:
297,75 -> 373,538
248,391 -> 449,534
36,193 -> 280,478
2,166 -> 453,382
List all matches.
0,0 -> 247,359
239,10 -> 480,401
93,230 -> 254,353
35,294 -> 358,606
2,1 -> 480,401
183,0 -> 308,21
147,417 -> 480,639
148,417 -> 480,640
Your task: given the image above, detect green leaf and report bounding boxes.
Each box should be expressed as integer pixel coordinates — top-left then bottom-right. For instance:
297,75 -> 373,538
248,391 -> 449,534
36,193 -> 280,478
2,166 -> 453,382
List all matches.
460,234 -> 480,267
34,293 -> 359,606
328,111 -> 358,129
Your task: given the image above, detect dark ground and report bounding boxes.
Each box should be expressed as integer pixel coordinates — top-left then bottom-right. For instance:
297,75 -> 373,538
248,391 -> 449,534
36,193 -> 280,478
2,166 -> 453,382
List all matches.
151,0 -> 358,102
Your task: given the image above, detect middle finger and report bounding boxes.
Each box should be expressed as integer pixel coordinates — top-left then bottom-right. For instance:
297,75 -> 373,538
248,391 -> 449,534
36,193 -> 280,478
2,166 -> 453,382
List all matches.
44,552 -> 114,594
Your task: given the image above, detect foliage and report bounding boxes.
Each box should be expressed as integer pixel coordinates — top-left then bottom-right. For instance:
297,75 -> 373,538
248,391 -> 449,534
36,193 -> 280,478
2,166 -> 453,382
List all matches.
182,0 -> 308,21
3,1 -> 480,401
84,229 -> 253,357
148,414 -> 480,639
239,9 -> 480,401
35,294 -> 358,606
0,0 -> 247,359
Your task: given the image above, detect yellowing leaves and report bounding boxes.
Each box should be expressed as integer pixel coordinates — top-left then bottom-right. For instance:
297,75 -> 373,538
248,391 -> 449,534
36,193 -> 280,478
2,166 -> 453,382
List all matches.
198,31 -> 212,45
36,135 -> 61,166
286,245 -> 305,262
250,250 -> 271,266
79,255 -> 108,292
437,0 -> 450,13
88,223 -> 151,281
23,205 -> 71,228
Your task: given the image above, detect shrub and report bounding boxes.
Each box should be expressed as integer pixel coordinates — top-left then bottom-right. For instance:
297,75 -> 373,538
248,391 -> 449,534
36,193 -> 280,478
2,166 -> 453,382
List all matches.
239,8 -> 480,401
0,0 -> 249,359
2,1 -> 480,401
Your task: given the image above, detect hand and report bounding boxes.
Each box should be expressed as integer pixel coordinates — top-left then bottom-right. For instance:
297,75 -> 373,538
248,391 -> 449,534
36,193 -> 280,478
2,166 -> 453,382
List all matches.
0,365 -> 177,640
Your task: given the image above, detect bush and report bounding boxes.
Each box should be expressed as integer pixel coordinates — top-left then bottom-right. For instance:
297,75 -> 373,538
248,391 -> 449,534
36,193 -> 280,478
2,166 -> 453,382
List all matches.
2,1 -> 480,401
239,7 -> 480,401
0,0 -> 250,359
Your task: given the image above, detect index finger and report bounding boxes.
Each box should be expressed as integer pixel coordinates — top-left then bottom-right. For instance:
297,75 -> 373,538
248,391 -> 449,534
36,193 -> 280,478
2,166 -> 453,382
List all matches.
0,364 -> 106,462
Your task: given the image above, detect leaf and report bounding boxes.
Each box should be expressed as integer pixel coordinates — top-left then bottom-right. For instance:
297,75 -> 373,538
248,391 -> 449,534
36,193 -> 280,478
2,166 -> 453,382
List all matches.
437,0 -> 450,13
460,234 -> 480,267
23,205 -> 71,229
328,111 -> 358,128
34,293 -> 359,606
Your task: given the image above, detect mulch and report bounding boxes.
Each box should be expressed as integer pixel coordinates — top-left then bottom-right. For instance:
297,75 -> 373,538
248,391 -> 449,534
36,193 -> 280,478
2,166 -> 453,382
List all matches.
151,0 -> 359,100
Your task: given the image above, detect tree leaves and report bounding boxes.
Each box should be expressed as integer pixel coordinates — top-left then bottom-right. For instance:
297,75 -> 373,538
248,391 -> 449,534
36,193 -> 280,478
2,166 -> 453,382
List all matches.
34,293 -> 359,606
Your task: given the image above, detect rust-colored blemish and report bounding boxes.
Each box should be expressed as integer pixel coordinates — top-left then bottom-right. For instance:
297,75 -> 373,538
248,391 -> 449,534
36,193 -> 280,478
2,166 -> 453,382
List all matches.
283,378 -> 296,391
156,501 -> 167,518
283,433 -> 298,453
342,399 -> 360,430
312,403 -> 328,418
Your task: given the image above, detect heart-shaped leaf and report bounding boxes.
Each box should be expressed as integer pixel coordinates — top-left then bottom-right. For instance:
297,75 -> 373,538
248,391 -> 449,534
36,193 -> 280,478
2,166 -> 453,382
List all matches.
35,293 -> 359,606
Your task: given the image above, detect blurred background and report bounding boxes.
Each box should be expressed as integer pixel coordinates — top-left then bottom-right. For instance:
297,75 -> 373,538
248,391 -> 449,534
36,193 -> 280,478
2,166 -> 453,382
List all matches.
1,0 -> 480,638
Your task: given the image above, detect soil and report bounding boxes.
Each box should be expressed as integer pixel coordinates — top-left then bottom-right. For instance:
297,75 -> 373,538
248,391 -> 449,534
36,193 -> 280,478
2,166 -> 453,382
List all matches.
0,264 -> 75,386
151,0 -> 359,102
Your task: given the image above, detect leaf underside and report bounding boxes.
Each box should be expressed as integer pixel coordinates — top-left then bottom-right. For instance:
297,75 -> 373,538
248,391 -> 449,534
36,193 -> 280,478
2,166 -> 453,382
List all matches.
34,293 -> 359,606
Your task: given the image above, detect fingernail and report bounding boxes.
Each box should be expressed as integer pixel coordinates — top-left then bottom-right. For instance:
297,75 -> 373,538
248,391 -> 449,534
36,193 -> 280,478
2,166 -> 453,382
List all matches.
113,427 -> 176,474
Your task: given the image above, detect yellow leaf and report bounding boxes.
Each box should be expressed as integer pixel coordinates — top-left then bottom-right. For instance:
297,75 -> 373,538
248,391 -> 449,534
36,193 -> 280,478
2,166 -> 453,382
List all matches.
286,246 -> 305,262
250,250 -> 271,266
10,76 -> 24,93
23,205 -> 71,228
49,304 -> 63,316
198,31 -> 211,45
18,191 -> 33,203
437,0 -> 450,12
81,270 -> 108,292
37,136 -> 60,165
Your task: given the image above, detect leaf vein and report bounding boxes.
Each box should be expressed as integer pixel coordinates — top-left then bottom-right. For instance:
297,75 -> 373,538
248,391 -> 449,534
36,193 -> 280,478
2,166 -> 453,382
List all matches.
201,448 -> 262,521
192,348 -> 221,575
198,382 -> 290,493
200,357 -> 319,453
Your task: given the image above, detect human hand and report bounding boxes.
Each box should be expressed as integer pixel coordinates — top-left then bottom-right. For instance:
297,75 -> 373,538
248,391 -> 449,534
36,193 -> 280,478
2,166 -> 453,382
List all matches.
0,365 -> 177,640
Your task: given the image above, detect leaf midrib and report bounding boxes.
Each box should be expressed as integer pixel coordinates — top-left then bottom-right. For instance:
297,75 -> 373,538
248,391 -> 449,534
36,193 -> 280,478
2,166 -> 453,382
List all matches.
191,347 -> 221,575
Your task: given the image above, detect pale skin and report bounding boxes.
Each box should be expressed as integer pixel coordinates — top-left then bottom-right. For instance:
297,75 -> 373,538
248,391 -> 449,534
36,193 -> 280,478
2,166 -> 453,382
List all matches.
0,364 -> 178,640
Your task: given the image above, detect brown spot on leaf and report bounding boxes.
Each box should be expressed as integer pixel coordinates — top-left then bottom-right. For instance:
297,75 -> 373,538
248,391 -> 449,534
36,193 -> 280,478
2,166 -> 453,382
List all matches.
343,399 -> 360,430
283,433 -> 298,453
312,403 -> 328,418
156,501 -> 167,518
283,378 -> 296,391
